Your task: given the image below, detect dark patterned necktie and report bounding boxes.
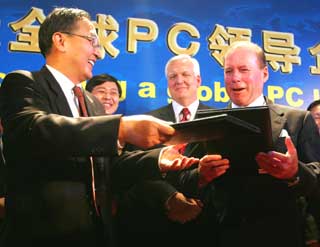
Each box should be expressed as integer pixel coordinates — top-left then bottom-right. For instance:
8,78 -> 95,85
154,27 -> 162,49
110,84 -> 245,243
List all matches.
73,86 -> 100,216
178,108 -> 191,153
179,107 -> 190,122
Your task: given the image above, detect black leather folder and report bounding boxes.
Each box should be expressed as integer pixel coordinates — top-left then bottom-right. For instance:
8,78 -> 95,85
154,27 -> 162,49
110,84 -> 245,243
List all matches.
195,106 -> 273,171
166,113 -> 261,145
167,106 -> 273,172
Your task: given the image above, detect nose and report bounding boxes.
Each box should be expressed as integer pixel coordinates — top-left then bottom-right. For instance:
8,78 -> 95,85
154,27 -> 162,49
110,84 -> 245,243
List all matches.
175,74 -> 184,84
230,70 -> 241,83
104,92 -> 112,99
95,46 -> 105,60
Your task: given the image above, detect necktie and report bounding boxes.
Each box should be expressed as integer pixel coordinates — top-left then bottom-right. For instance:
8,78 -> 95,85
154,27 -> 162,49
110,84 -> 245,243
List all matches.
180,107 -> 191,122
73,86 -> 100,216
178,108 -> 191,154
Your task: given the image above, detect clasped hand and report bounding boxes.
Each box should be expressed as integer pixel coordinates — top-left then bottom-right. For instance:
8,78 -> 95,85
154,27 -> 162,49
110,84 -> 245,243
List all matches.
166,192 -> 203,224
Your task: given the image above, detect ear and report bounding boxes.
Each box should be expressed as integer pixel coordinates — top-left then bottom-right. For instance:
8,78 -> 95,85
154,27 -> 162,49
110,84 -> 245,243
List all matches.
196,75 -> 202,87
52,32 -> 67,52
262,66 -> 269,84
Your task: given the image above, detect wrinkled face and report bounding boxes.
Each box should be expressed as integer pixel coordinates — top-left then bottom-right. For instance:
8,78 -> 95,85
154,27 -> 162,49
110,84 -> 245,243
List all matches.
224,47 -> 268,106
167,58 -> 201,106
61,18 -> 103,82
310,104 -> 320,131
91,81 -> 120,114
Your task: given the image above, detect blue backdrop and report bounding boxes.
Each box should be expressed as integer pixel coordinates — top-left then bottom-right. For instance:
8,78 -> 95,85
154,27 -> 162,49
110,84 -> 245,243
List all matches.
0,0 -> 319,115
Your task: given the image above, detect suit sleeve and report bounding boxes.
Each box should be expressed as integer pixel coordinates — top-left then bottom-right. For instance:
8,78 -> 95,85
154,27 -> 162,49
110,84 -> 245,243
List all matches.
0,71 -> 120,158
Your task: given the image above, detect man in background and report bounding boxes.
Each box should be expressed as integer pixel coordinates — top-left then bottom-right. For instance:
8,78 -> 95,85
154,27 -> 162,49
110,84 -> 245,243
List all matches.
115,54 -> 224,247
306,99 -> 320,247
86,73 -> 121,115
307,99 -> 320,134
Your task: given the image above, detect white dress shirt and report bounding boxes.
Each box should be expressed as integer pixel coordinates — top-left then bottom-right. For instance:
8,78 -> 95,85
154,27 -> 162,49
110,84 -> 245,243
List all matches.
231,94 -> 266,108
172,100 -> 200,123
46,64 -> 81,117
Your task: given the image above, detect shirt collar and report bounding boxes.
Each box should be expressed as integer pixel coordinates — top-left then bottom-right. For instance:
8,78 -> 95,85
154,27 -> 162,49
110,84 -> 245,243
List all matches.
46,64 -> 80,93
172,99 -> 199,122
231,95 -> 266,108
46,65 -> 82,117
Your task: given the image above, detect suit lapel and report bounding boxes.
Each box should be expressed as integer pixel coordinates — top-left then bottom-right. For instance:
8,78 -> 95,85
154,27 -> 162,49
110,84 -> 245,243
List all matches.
159,104 -> 176,122
268,103 -> 287,144
39,66 -> 73,117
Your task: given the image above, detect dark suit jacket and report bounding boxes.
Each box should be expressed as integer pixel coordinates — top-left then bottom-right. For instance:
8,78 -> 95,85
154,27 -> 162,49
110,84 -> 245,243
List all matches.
115,102 -> 212,241
0,136 -> 5,198
168,101 -> 320,247
143,102 -> 213,204
0,67 -> 163,247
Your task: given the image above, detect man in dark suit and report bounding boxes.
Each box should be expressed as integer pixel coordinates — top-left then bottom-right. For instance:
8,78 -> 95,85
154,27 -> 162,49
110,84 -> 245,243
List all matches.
307,99 -> 320,134
115,55 -> 224,247
0,7 -> 201,247
0,122 -> 5,224
169,41 -> 320,247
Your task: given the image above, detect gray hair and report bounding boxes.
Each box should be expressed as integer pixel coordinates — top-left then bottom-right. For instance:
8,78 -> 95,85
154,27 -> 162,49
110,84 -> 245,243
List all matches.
165,54 -> 200,78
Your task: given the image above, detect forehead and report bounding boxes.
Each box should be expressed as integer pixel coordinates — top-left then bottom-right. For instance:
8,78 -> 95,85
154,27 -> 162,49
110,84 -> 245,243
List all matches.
311,105 -> 320,113
74,18 -> 96,32
225,47 -> 258,66
94,81 -> 118,90
167,59 -> 193,71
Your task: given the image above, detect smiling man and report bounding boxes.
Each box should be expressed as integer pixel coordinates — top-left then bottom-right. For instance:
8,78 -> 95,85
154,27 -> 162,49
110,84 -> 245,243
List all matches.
115,54 -> 216,247
86,73 -> 122,115
0,7 -> 202,247
171,41 -> 320,247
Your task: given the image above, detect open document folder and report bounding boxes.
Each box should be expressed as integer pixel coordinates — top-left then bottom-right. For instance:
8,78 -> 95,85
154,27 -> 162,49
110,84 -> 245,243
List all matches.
166,106 -> 273,171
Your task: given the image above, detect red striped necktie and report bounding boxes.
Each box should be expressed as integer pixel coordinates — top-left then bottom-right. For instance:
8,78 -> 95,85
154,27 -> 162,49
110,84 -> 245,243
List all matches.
178,108 -> 191,153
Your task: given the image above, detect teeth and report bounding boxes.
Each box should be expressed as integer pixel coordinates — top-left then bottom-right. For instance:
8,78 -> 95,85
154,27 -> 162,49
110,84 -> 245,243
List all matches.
88,60 -> 95,66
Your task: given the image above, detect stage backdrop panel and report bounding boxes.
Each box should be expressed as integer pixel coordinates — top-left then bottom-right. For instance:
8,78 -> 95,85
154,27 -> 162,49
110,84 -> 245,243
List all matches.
0,0 -> 319,115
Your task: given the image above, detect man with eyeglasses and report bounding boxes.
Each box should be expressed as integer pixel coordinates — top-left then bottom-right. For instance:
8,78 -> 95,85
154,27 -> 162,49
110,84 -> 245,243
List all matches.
86,73 -> 122,115
0,7 -> 203,247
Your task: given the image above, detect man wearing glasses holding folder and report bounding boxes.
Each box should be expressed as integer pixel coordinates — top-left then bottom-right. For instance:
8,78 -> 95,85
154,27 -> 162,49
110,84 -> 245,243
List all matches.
170,41 -> 320,247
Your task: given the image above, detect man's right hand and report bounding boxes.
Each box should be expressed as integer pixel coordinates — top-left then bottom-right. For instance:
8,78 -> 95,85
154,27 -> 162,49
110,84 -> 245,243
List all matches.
198,154 -> 230,187
119,115 -> 175,149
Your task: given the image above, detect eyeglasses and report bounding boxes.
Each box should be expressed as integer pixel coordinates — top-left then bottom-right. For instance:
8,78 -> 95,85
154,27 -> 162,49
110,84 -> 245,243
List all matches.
61,31 -> 101,49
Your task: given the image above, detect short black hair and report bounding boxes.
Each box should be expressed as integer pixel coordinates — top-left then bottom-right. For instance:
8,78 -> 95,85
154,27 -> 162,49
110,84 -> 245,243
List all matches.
86,73 -> 122,97
307,99 -> 320,111
39,7 -> 90,57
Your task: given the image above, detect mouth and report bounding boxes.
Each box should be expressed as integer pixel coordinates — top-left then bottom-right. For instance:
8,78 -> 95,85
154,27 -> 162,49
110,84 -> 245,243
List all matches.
103,102 -> 112,108
175,86 -> 187,91
88,59 -> 95,66
232,87 -> 245,92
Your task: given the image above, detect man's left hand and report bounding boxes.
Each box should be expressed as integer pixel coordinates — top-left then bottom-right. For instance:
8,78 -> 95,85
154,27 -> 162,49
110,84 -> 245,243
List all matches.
255,136 -> 298,180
